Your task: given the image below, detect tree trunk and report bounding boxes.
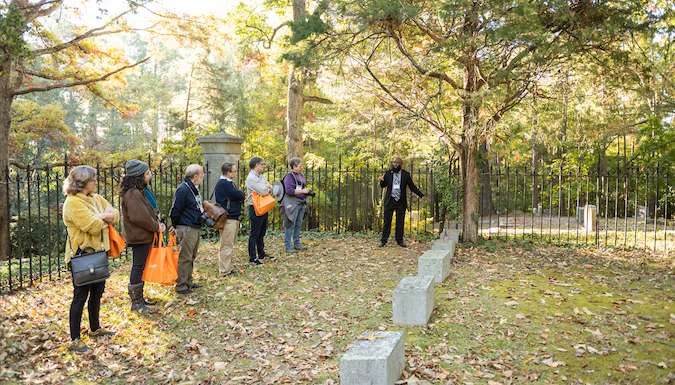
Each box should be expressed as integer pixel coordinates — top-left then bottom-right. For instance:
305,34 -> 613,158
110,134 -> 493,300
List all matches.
479,141 -> 496,216
287,64 -> 304,161
286,0 -> 307,163
0,62 -> 13,261
460,137 -> 480,243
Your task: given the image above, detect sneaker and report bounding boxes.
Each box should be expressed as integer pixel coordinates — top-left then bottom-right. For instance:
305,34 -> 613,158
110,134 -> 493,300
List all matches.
397,242 -> 407,248
378,242 -> 387,247
88,328 -> 116,337
70,339 -> 90,353
250,259 -> 263,266
220,270 -> 238,277
189,283 -> 203,289
261,255 -> 276,261
294,245 -> 308,251
285,248 -> 297,254
177,288 -> 195,295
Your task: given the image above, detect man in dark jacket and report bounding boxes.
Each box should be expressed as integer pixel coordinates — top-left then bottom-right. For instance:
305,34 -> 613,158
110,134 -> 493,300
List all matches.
379,157 -> 428,247
169,164 -> 205,295
214,162 -> 246,277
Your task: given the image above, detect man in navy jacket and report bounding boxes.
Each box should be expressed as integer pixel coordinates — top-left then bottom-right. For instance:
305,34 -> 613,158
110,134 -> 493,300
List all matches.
214,162 -> 246,277
379,157 -> 428,247
169,164 -> 205,295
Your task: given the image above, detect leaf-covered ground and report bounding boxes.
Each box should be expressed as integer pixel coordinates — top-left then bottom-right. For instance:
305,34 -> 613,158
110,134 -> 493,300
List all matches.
1,233 -> 674,384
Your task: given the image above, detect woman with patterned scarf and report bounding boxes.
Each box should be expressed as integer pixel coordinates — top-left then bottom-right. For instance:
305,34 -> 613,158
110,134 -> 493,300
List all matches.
119,159 -> 166,312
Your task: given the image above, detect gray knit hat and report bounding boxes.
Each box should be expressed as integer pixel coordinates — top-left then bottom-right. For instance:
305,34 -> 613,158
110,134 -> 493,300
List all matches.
125,159 -> 149,177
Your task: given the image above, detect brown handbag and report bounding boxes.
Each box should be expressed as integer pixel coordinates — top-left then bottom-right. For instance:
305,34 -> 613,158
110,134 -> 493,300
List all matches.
203,188 -> 229,229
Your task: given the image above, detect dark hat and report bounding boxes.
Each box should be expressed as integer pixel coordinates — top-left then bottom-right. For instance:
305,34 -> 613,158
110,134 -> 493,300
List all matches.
125,159 -> 149,177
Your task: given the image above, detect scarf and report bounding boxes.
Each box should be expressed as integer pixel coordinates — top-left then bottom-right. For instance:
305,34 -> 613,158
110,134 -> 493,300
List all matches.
144,186 -> 159,214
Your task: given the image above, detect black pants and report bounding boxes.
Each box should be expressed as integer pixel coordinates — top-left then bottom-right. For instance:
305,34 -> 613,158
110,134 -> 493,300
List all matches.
248,205 -> 268,261
128,242 -> 152,285
381,205 -> 406,244
69,277 -> 105,340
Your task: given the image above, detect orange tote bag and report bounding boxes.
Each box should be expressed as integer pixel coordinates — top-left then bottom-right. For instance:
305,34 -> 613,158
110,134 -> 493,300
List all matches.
142,232 -> 179,286
251,191 -> 275,216
107,226 -> 126,258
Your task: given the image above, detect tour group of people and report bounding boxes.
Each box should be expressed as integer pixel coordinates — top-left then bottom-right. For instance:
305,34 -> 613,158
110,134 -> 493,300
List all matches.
63,156 -> 425,352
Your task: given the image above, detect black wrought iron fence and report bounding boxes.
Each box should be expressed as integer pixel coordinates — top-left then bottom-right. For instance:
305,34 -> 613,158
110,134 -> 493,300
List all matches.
1,157 -> 438,292
3,156 -> 671,293
478,163 -> 674,253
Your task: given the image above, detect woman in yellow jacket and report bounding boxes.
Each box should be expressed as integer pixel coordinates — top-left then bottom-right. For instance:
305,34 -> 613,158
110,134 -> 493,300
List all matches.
63,165 -> 120,352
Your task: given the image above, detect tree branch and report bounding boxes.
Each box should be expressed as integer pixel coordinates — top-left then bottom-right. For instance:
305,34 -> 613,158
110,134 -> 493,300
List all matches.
389,30 -> 460,90
303,95 -> 333,104
31,9 -> 134,57
12,57 -> 150,96
9,159 -> 70,170
247,21 -> 291,49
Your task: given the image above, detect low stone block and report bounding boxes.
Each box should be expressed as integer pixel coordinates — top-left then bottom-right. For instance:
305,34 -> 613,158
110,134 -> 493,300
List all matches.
340,331 -> 405,385
431,239 -> 455,257
392,276 -> 435,325
636,205 -> 650,220
418,250 -> 451,283
584,204 -> 597,232
446,230 -> 460,243
576,206 -> 584,226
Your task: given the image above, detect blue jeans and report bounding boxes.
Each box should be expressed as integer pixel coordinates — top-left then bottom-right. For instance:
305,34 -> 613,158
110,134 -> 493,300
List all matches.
284,203 -> 305,249
248,205 -> 268,261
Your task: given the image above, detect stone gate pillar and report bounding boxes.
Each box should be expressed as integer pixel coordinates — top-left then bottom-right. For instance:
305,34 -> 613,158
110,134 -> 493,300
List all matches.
197,132 -> 244,201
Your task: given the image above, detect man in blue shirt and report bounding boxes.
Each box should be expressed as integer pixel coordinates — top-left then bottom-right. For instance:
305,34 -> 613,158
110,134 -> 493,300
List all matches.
214,162 -> 246,277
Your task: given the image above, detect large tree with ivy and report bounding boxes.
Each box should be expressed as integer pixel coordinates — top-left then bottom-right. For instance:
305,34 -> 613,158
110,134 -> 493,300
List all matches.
290,0 -> 661,242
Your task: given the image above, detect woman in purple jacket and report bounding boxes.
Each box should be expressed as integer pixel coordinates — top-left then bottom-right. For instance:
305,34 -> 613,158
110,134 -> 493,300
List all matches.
282,157 -> 311,253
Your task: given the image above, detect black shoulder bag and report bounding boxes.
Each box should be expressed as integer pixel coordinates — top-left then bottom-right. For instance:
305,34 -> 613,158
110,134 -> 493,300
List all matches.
68,230 -> 110,286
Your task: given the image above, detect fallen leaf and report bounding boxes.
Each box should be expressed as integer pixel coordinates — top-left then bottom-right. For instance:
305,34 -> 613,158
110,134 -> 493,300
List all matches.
504,301 -> 519,307
357,333 -> 385,341
540,333 -> 548,340
515,314 -> 526,319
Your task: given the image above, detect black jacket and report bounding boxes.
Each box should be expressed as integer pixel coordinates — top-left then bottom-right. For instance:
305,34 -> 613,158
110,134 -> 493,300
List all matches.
380,168 -> 424,208
169,177 -> 202,228
214,178 -> 246,220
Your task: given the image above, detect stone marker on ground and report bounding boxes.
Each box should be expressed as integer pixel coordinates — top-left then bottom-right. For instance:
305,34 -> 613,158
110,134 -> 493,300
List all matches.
418,250 -> 451,283
440,229 -> 461,243
431,239 -> 455,257
392,276 -> 435,325
636,205 -> 650,220
576,206 -> 584,226
340,331 -> 405,385
584,204 -> 597,232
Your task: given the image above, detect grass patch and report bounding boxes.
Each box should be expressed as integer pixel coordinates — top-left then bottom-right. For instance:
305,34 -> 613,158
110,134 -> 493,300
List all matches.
0,235 -> 674,384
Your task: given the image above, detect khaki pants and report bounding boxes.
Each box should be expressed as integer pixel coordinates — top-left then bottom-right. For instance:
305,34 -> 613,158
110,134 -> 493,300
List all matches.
176,225 -> 200,291
218,219 -> 239,274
